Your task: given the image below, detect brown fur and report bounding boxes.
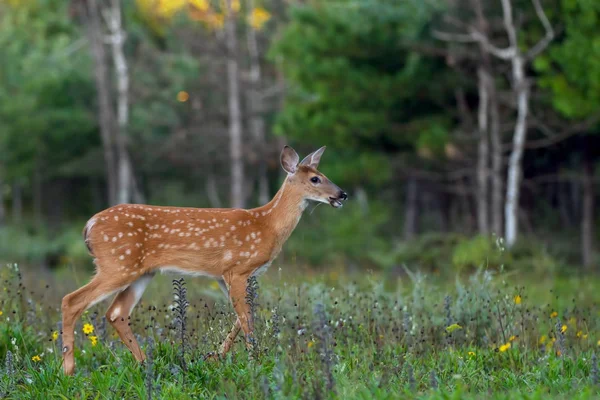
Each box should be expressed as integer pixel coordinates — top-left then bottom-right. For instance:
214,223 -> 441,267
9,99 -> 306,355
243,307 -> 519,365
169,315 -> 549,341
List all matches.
60,146 -> 345,375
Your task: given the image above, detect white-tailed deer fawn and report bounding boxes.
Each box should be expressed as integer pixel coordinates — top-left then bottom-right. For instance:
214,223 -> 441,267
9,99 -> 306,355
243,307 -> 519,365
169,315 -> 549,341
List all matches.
61,145 -> 347,375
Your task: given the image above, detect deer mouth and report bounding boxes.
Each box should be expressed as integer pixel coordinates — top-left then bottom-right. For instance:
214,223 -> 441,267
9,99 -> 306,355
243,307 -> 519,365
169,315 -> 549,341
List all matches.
329,197 -> 344,208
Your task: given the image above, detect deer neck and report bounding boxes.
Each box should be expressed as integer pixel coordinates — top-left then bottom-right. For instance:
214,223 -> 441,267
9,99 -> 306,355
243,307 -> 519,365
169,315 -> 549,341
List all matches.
254,178 -> 308,246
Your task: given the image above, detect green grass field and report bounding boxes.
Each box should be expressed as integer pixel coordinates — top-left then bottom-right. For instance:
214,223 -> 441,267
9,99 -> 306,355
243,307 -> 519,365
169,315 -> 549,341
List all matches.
1,264 -> 600,399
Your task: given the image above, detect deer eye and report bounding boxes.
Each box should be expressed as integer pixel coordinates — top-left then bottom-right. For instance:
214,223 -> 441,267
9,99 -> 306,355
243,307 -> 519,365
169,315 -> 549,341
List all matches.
310,176 -> 321,184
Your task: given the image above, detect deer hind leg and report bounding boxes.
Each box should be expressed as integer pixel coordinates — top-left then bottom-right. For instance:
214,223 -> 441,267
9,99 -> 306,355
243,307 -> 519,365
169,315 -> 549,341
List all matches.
61,274 -> 125,375
106,273 -> 154,362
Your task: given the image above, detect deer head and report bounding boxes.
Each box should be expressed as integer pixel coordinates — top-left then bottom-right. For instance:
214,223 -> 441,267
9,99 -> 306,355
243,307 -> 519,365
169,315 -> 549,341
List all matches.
280,145 -> 348,208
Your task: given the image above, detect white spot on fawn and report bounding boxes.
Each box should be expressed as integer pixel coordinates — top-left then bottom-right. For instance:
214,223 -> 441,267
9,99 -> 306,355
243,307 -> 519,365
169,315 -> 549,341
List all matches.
224,250 -> 232,261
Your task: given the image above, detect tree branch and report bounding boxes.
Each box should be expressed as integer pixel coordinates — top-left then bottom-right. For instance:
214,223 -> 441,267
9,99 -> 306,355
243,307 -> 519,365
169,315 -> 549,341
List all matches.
525,0 -> 555,60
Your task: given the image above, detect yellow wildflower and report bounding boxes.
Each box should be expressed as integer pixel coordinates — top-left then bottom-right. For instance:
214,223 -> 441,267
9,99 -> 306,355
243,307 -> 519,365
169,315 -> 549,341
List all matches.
509,335 -> 517,342
0,311 -> 3,316
177,91 -> 189,102
248,7 -> 271,30
539,335 -> 547,344
31,355 -> 41,362
445,323 -> 462,333
560,325 -> 567,334
89,336 -> 98,347
307,341 -> 314,348
499,343 -> 511,352
210,281 -> 221,291
550,311 -> 558,318
597,339 -> 600,346
82,323 -> 94,335
51,331 -> 59,341
468,351 -> 475,357
514,295 -> 522,305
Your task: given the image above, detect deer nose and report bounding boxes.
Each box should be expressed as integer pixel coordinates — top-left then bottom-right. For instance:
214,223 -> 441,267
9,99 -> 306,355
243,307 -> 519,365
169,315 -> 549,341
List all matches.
339,191 -> 348,201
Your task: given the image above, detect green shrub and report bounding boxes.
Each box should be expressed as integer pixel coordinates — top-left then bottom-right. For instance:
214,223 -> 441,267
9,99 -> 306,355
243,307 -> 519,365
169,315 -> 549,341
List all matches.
284,201 -> 389,267
452,235 -> 509,271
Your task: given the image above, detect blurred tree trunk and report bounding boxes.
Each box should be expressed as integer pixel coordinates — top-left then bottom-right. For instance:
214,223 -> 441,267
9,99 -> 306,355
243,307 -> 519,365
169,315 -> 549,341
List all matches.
0,170 -> 5,227
403,177 -> 419,240
489,82 -> 503,236
473,0 -> 503,236
106,0 -> 138,205
504,54 -> 528,247
86,0 -> 117,205
502,0 -> 553,247
206,171 -> 222,208
246,0 -> 269,206
12,180 -> 22,224
582,155 -> 594,269
33,160 -> 43,230
226,0 -> 245,209
476,67 -> 489,235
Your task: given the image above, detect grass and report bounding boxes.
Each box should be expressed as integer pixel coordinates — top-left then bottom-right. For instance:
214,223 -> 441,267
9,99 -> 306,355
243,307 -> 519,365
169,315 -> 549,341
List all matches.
1,263 -> 600,399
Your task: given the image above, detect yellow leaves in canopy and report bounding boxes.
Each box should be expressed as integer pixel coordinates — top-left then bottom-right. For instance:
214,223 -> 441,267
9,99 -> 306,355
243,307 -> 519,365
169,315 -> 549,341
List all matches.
137,0 -> 271,33
248,7 -> 271,30
190,0 -> 210,12
154,0 -> 187,19
221,0 -> 241,13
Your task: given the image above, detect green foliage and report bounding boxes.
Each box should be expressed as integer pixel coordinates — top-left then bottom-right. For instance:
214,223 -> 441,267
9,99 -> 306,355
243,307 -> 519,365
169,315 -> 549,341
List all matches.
2,265 -> 600,398
271,0 -> 457,187
388,232 -> 465,272
0,225 -> 89,267
285,201 -> 389,266
0,0 -> 97,180
536,0 -> 600,119
452,235 -> 507,271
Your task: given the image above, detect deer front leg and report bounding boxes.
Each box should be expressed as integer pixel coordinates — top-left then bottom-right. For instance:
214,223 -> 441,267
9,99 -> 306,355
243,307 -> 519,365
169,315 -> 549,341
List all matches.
226,275 -> 256,353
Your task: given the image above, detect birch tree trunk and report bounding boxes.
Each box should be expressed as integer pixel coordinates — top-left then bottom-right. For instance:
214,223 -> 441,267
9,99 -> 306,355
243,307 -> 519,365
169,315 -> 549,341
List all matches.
246,0 -> 269,205
87,0 -> 117,205
476,68 -> 489,234
106,0 -> 135,205
504,55 -> 528,247
226,0 -> 245,209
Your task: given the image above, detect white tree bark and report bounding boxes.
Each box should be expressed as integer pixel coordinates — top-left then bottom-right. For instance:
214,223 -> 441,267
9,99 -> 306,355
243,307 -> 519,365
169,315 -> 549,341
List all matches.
504,55 -> 528,247
226,0 -> 245,209
476,68 -> 489,234
106,0 -> 135,205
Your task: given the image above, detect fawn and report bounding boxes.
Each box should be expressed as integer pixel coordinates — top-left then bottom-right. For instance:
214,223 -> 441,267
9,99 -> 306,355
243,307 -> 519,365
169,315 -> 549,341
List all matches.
61,145 -> 347,375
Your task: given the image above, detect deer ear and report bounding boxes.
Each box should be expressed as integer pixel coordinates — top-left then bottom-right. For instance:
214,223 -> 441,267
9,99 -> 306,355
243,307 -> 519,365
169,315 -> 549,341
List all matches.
299,146 -> 326,169
280,145 -> 300,174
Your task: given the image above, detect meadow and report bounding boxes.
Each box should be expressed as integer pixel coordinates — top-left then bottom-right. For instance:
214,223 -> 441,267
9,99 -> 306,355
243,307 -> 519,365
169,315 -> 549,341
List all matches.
1,262 -> 600,400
